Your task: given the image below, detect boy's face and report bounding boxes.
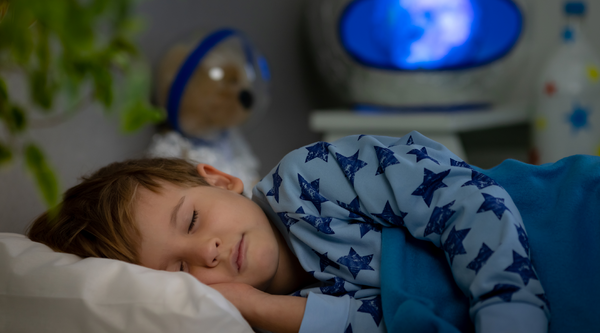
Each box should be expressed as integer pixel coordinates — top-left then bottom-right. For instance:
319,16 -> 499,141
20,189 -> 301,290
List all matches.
133,164 -> 280,291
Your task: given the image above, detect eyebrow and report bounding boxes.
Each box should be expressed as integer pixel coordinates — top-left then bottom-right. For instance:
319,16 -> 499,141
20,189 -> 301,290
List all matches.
170,196 -> 185,229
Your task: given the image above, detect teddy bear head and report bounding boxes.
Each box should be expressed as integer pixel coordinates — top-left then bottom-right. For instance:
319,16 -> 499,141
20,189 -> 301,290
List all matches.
155,29 -> 269,138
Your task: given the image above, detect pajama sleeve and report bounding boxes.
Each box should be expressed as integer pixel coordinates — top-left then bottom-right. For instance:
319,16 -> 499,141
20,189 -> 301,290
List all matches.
253,131 -> 550,333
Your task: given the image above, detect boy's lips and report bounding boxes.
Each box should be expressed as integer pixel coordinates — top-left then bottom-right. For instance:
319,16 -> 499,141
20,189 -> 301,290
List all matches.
232,235 -> 245,272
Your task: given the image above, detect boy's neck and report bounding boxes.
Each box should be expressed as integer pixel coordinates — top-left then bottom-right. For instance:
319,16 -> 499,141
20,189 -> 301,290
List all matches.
265,222 -> 316,295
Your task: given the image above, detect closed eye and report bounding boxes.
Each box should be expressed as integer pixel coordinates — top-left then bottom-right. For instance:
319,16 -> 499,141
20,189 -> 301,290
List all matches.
188,210 -> 198,233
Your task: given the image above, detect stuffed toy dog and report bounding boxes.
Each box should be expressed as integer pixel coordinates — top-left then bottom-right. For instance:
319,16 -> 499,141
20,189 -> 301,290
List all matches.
148,28 -> 270,197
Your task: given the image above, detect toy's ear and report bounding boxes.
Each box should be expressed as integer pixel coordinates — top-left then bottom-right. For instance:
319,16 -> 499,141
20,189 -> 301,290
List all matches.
196,163 -> 244,194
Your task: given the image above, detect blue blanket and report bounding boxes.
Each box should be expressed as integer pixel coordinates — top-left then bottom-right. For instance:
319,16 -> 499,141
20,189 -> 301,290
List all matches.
381,155 -> 600,332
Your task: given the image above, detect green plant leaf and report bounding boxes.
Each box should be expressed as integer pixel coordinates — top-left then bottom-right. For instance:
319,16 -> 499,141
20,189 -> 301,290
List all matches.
24,143 -> 59,208
121,99 -> 164,133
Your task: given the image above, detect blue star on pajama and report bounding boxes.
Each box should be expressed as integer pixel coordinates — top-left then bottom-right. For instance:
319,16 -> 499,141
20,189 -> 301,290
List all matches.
305,142 -> 331,163
320,277 -> 347,296
337,196 -> 370,221
301,215 -> 335,234
374,146 -> 400,175
407,147 -> 440,164
477,193 -> 511,220
277,211 -> 299,232
350,220 -> 381,238
462,170 -> 499,189
345,324 -> 353,333
357,295 -> 383,326
467,243 -> 494,274
335,150 -> 368,185
312,249 -> 341,272
298,174 -> 328,214
412,168 -> 450,207
442,226 -> 471,264
451,158 -> 471,169
406,135 -> 414,145
480,284 -> 521,302
515,224 -> 530,254
373,201 -> 407,227
337,247 -> 375,279
505,251 -> 538,285
266,165 -> 283,203
424,200 -> 456,237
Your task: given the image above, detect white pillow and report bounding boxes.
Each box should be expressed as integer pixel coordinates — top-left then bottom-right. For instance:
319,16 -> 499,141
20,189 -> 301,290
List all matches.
0,233 -> 253,333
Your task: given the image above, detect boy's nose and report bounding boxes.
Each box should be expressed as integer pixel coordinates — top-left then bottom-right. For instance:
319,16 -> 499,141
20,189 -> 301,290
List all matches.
196,237 -> 221,268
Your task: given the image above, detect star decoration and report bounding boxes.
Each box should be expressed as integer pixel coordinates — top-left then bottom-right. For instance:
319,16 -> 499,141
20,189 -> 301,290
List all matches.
305,142 -> 331,163
450,159 -> 472,169
566,103 -> 591,133
358,134 -> 367,140
505,251 -> 538,285
312,249 -> 341,272
412,168 -> 450,207
462,170 -> 500,189
515,224 -> 530,254
298,174 -> 328,214
466,243 -> 494,274
480,284 -> 521,302
424,200 -> 456,237
301,215 -> 335,234
337,196 -> 371,222
320,277 -> 347,296
373,200 -> 407,227
406,136 -> 415,145
442,226 -> 471,265
266,165 -> 283,203
335,150 -> 368,185
477,193 -> 511,220
277,211 -> 299,232
357,295 -> 383,327
544,82 -> 557,97
349,220 -> 382,238
337,247 -> 375,279
374,146 -> 400,175
407,147 -> 440,164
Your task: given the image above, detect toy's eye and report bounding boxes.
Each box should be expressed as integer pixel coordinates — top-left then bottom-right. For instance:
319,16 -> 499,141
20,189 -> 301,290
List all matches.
208,67 -> 224,81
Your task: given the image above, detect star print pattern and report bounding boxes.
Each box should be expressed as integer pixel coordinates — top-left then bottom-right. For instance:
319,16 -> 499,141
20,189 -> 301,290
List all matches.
505,251 -> 538,285
407,147 -> 440,164
253,132 -> 549,333
477,193 -> 511,220
373,201 -> 407,227
462,170 -> 500,189
424,200 -> 456,237
467,243 -> 494,274
374,146 -> 400,175
337,247 -> 375,279
298,174 -> 328,214
305,142 -> 331,163
566,104 -> 591,133
266,165 -> 282,203
312,249 -> 341,272
412,168 -> 450,207
335,150 -> 368,185
357,295 -> 383,326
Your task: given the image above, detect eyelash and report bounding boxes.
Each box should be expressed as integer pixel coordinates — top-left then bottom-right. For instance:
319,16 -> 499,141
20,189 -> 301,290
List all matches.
188,210 -> 198,233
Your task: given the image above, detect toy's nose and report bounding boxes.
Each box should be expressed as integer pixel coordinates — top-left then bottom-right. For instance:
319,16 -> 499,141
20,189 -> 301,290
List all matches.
239,90 -> 254,110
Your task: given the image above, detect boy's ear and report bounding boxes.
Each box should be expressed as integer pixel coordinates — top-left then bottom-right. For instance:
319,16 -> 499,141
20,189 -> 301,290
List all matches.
196,164 -> 244,194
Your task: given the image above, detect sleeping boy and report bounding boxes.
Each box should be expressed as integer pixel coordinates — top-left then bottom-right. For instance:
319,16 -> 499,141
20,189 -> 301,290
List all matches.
28,131 -> 599,333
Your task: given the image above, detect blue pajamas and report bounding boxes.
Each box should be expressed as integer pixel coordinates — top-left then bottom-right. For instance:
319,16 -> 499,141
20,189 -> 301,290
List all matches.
252,132 -> 549,333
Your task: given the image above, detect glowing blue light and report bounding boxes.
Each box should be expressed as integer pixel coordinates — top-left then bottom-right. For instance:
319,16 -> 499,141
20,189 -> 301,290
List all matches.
340,0 -> 523,71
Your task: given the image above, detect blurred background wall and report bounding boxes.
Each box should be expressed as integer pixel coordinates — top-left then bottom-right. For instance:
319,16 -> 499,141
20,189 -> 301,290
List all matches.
1,0 -> 599,234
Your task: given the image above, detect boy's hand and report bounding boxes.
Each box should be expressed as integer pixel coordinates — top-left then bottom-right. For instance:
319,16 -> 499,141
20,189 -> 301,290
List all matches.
210,283 -> 307,333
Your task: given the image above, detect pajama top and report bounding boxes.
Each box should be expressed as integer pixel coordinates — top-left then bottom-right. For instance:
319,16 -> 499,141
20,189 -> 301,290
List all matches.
252,132 -> 550,333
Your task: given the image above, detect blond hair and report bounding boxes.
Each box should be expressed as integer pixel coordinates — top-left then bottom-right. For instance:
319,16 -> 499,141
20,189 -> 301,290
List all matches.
27,158 -> 209,264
